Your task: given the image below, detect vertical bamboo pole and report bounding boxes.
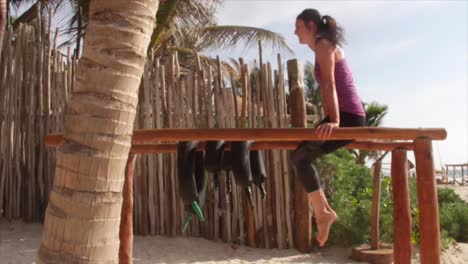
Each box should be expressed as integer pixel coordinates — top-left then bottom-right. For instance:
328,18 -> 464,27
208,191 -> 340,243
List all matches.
145,59 -> 156,235
227,80 -> 240,242
12,25 -> 22,219
143,71 -> 150,235
134,92 -> 143,234
391,149 -> 412,264
151,57 -> 161,235
268,62 -> 284,249
0,28 -> 12,216
277,53 -> 293,248
26,23 -> 35,219
156,61 -> 165,235
166,59 -> 176,236
414,138 -> 441,264
44,19 -> 53,208
251,62 -> 268,249
36,16 -> 45,220
4,26 -> 10,218
370,160 -> 382,249
287,59 -> 312,253
261,63 -> 275,248
239,59 -> 256,248
229,73 -> 239,126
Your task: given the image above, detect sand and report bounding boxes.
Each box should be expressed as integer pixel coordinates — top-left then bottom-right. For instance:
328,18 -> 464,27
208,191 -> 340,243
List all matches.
1,184 -> 467,263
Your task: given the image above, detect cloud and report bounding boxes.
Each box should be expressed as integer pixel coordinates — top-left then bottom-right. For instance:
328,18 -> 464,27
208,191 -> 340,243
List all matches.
216,1 -> 445,28
367,37 -> 419,59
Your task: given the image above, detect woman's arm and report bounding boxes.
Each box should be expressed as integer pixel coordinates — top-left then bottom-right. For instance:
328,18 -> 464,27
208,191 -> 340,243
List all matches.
315,40 -> 340,139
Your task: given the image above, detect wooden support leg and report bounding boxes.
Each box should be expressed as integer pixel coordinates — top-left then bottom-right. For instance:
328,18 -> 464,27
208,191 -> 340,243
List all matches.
391,149 -> 412,264
371,160 -> 382,250
414,138 -> 440,264
119,154 -> 137,264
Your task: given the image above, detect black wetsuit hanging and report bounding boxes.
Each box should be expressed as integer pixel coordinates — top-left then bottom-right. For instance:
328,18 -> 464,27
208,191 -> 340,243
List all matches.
177,141 -> 207,232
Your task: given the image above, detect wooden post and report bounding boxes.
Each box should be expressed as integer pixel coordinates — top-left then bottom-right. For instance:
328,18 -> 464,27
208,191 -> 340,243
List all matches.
414,138 -> 440,264
391,149 -> 412,264
287,59 -> 312,253
239,59 -> 256,248
462,165 -> 465,185
119,154 -> 137,264
370,160 -> 382,250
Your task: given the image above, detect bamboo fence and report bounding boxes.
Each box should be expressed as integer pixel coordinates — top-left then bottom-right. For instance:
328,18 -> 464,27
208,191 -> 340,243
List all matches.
1,19 -> 298,249
0,17 -> 75,222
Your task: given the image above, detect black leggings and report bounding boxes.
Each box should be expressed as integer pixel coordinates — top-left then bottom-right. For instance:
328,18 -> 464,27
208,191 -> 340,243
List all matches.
290,112 -> 366,192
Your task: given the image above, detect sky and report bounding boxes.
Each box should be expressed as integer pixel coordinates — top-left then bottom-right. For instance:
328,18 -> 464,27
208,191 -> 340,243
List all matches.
214,0 -> 468,169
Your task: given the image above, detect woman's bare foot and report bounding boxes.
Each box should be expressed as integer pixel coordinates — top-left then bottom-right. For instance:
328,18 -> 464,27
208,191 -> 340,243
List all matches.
316,209 -> 337,247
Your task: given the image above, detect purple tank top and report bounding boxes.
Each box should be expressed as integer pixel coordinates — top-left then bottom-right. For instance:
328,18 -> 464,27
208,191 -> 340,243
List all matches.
315,59 -> 366,117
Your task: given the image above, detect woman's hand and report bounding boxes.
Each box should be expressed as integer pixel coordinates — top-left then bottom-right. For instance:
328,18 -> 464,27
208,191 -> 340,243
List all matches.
316,122 -> 339,139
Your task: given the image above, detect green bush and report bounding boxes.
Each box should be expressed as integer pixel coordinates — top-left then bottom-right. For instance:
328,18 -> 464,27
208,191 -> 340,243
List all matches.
315,149 -> 468,247
438,188 -> 468,242
438,188 -> 466,204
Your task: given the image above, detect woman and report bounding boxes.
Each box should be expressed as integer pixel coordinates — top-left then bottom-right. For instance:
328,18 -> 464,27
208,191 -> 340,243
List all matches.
292,9 -> 366,247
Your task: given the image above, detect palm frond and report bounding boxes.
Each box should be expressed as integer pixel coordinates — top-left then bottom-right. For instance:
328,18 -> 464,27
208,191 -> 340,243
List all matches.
364,101 -> 388,127
149,0 -> 181,51
150,0 -> 220,51
173,0 -> 219,28
11,0 -> 64,27
167,46 -> 238,78
198,25 -> 294,55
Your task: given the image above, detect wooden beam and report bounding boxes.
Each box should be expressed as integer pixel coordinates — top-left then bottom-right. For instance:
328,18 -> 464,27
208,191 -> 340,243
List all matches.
391,149 -> 412,264
414,138 -> 441,264
128,141 -> 414,154
44,127 -> 446,146
134,127 -> 447,142
45,137 -> 414,152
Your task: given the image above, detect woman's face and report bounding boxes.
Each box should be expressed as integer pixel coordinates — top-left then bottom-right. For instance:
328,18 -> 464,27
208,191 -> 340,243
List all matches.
294,18 -> 316,45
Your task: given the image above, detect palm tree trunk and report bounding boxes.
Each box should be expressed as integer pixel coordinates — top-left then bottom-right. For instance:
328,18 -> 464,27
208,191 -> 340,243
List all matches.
0,0 -> 6,53
37,1 -> 159,263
